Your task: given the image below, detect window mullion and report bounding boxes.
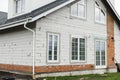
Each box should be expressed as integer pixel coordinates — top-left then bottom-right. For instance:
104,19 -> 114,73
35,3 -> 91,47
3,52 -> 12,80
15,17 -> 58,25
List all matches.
48,35 -> 50,61
52,35 -> 55,61
78,38 -> 80,61
57,35 -> 59,61
100,41 -> 102,66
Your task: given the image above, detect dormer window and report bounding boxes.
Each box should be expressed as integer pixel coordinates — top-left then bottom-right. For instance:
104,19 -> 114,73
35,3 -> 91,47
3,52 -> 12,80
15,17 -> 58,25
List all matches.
71,0 -> 86,19
15,0 -> 24,14
95,1 -> 106,24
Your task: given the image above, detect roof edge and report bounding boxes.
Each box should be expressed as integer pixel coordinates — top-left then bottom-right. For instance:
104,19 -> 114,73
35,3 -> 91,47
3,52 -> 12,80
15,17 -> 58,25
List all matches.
106,0 -> 120,25
0,0 -> 75,30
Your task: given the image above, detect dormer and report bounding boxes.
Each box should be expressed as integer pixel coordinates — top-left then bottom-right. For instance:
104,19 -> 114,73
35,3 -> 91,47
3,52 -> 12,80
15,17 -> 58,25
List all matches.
8,0 -> 56,19
15,0 -> 25,14
8,0 -> 26,19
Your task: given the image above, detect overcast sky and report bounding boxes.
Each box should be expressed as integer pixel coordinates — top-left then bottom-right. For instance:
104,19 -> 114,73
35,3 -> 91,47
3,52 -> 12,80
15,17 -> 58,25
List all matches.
0,0 -> 120,15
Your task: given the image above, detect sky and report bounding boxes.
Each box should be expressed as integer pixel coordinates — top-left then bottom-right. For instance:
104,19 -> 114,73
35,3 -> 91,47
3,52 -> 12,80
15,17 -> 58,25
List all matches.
0,0 -> 120,15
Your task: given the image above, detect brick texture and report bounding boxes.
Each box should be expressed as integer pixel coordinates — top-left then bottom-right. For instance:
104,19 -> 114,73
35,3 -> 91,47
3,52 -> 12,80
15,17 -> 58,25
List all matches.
107,10 -> 116,68
35,64 -> 94,73
0,64 -> 32,73
0,64 -> 94,74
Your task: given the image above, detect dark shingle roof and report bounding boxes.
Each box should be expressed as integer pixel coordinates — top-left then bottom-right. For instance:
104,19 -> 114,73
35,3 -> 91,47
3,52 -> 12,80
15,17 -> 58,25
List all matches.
0,12 -> 7,25
6,0 -> 68,24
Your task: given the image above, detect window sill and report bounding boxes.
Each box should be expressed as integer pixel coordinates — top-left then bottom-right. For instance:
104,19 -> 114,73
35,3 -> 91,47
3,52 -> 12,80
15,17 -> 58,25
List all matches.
70,15 -> 86,21
95,21 -> 106,25
95,66 -> 107,69
47,61 -> 60,64
70,60 -> 86,63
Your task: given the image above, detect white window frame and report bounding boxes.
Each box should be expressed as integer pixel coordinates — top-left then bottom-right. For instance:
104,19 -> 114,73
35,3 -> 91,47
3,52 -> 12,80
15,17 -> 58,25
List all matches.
95,1 -> 106,24
71,0 -> 87,19
15,0 -> 25,14
95,40 -> 107,68
71,35 -> 86,63
47,33 -> 60,63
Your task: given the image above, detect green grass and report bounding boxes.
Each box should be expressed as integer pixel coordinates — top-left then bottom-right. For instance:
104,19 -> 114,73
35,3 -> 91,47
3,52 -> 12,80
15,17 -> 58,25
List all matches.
38,73 -> 120,80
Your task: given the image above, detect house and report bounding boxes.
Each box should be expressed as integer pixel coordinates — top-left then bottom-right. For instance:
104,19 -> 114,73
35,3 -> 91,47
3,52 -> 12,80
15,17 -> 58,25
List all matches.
0,0 -> 120,79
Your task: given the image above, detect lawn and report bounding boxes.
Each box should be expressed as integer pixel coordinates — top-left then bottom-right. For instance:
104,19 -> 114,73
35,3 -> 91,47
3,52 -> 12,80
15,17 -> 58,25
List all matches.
39,73 -> 120,80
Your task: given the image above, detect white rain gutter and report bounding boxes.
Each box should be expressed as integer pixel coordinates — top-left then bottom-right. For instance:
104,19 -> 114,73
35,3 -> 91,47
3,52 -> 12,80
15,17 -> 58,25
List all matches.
24,18 -> 35,79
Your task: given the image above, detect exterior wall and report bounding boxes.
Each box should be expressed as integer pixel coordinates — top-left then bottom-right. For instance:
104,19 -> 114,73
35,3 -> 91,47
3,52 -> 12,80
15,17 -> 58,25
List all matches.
35,0 -> 108,73
107,11 -> 115,68
8,0 -> 55,19
114,22 -> 120,63
0,26 -> 33,66
5,0 -> 117,76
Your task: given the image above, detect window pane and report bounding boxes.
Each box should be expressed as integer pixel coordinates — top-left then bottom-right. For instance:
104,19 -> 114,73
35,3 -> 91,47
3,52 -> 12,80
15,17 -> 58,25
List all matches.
96,41 -> 100,66
54,35 -> 58,60
78,5 -> 85,17
79,38 -> 85,60
101,10 -> 106,23
95,7 -> 100,21
48,35 -> 53,60
72,38 -> 78,60
71,0 -> 86,18
95,41 -> 106,66
95,2 -> 106,24
101,42 -> 105,65
16,0 -> 20,13
15,0 -> 24,13
49,35 -> 52,50
48,34 -> 59,61
18,0 -> 22,13
71,3 -> 77,16
49,51 -> 52,60
54,51 -> 57,60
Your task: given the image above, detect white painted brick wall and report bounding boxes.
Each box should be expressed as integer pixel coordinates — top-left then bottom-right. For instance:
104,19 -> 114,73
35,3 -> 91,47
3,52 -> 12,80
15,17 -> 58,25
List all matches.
1,0 -> 108,67
114,22 -> 120,63
0,29 -> 33,66
35,0 -> 107,66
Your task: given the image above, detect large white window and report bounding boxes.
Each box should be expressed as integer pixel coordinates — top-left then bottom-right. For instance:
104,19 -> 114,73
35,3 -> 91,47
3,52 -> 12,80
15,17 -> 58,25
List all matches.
15,0 -> 25,13
47,33 -> 59,63
71,35 -> 86,62
95,1 -> 106,24
71,0 -> 86,19
95,40 -> 106,68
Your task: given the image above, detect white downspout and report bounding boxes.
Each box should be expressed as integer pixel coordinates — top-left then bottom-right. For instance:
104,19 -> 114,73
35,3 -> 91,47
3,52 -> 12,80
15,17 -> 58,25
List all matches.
24,18 -> 35,79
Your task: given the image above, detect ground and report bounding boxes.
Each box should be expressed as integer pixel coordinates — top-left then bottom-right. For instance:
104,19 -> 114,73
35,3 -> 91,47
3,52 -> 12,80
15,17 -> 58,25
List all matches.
0,72 -> 120,80
38,73 -> 120,80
